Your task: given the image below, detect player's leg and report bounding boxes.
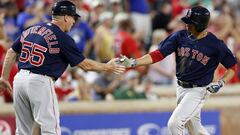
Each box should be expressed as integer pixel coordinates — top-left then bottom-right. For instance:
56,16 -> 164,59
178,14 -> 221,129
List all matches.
28,74 -> 60,135
13,72 -> 34,135
168,86 -> 210,135
185,112 -> 210,135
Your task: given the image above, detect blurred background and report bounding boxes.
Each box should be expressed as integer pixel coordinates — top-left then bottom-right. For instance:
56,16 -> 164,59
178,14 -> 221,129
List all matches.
0,0 -> 240,135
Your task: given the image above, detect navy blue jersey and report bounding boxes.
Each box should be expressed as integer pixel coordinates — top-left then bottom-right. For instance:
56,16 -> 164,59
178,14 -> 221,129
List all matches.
157,30 -> 237,85
12,23 -> 85,79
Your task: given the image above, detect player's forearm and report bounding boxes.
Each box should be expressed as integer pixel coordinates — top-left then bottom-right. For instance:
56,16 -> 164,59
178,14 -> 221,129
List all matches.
1,48 -> 17,80
221,66 -> 235,83
121,50 -> 164,68
78,58 -> 109,72
135,54 -> 153,67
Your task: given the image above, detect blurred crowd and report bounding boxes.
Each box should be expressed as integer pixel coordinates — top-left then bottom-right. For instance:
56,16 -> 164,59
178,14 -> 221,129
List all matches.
0,0 -> 240,103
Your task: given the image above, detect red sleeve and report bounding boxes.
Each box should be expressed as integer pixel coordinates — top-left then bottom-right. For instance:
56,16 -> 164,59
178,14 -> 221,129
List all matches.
230,64 -> 237,70
149,49 -> 165,63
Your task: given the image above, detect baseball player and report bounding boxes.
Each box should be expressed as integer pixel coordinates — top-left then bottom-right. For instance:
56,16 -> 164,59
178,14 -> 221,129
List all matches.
0,1 -> 125,135
119,6 -> 237,135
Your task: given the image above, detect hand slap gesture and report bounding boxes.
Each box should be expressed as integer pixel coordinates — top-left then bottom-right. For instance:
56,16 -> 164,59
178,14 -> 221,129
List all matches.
107,58 -> 126,75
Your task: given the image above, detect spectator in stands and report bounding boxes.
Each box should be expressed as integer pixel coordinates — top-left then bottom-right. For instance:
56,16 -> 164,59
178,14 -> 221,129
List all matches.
94,11 -> 115,62
0,2 -> 19,41
209,3 -> 233,40
109,0 -> 123,15
114,12 -> 141,59
113,70 -> 146,100
0,13 -> 6,41
124,0 -> 151,46
114,12 -> 146,74
54,71 -> 73,101
227,0 -> 240,17
141,77 -> 159,100
68,12 -> 95,57
93,72 -> 123,100
212,0 -> 226,11
231,15 -> 240,45
89,0 -> 105,29
16,1 -> 50,33
152,1 -> 173,32
65,69 -> 92,101
170,0 -> 189,17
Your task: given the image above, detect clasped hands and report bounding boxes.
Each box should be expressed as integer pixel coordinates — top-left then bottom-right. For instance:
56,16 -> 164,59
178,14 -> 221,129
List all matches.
115,55 -> 136,68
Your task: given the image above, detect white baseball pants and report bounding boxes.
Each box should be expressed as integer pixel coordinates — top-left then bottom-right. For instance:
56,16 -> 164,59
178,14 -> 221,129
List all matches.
168,85 -> 211,135
13,69 -> 60,135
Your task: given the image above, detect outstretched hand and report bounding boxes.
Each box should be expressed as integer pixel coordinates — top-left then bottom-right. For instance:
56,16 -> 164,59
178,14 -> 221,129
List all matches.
116,55 -> 136,68
107,58 -> 126,75
0,78 -> 12,96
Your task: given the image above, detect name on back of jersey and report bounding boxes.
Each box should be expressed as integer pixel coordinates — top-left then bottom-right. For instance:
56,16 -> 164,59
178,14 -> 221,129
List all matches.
20,25 -> 60,54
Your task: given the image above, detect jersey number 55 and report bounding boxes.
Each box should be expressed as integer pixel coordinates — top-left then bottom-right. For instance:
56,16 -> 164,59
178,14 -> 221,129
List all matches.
19,40 -> 47,67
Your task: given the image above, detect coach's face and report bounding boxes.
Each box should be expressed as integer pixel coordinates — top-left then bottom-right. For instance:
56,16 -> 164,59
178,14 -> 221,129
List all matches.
64,15 -> 76,32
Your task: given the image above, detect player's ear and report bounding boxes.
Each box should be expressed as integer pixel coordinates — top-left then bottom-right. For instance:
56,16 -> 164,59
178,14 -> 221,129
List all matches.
64,15 -> 68,22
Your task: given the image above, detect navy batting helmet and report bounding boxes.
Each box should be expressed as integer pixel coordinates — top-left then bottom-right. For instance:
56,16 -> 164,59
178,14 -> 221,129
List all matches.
181,6 -> 210,32
52,0 -> 80,20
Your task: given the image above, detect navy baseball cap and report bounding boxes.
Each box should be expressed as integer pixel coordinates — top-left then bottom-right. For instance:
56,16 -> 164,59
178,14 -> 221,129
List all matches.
181,9 -> 195,24
52,0 -> 80,20
181,6 -> 210,32
181,6 -> 210,25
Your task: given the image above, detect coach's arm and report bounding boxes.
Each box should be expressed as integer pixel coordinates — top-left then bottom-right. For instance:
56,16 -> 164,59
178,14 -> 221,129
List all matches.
77,58 -> 125,75
0,48 -> 17,94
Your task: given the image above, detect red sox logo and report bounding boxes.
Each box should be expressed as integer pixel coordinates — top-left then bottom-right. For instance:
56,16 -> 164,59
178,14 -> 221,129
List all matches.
177,47 -> 210,65
0,120 -> 11,135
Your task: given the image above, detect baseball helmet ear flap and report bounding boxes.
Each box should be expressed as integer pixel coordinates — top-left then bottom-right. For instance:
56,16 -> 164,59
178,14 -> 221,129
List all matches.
181,6 -> 210,32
